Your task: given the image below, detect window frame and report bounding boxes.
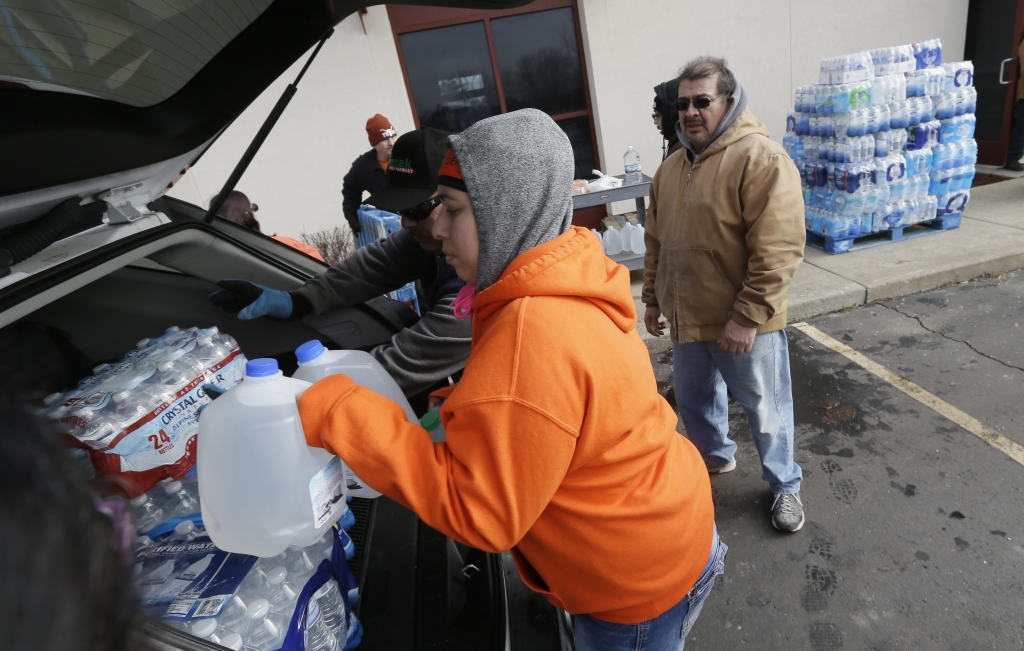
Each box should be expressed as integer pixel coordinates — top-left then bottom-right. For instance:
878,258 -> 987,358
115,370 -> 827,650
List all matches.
387,0 -> 600,172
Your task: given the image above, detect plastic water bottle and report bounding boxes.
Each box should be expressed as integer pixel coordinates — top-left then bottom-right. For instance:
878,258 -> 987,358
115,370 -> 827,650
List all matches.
292,342 -> 414,423
216,595 -> 251,633
292,341 -> 419,499
129,492 -> 165,533
304,599 -> 339,651
631,224 -> 646,254
162,480 -> 199,520
420,410 -> 446,443
243,600 -> 287,651
602,228 -> 622,255
264,566 -> 301,615
314,579 -> 349,643
286,546 -> 319,584
187,335 -> 234,373
198,358 -> 347,557
169,520 -> 199,543
188,618 -> 222,643
623,146 -> 642,184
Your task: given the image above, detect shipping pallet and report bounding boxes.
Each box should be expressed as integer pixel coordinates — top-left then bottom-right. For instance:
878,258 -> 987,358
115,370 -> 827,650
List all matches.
806,213 -> 961,254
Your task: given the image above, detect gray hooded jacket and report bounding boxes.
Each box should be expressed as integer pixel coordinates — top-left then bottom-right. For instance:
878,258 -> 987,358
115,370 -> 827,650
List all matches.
448,109 -> 574,291
675,80 -> 749,162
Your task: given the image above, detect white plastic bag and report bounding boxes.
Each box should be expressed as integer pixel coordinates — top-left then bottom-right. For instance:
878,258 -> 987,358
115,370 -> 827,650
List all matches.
587,170 -> 623,193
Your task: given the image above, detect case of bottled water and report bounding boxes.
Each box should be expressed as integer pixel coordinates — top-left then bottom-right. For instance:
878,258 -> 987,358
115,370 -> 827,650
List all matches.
789,38 -> 974,243
135,511 -> 363,650
49,327 -> 368,649
44,326 -> 247,496
355,204 -> 420,314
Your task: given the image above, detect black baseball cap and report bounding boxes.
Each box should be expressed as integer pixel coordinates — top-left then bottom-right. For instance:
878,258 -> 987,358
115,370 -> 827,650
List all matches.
366,127 -> 450,212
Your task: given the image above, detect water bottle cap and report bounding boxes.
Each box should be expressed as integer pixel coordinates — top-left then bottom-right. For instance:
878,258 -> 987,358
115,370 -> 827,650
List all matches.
197,336 -> 212,347
294,340 -> 327,365
245,358 -> 279,378
191,618 -> 218,638
219,632 -> 243,650
174,520 -> 195,536
135,535 -> 153,546
265,566 -> 287,585
93,363 -> 109,374
43,392 -> 62,406
129,494 -> 149,507
163,481 -> 183,494
246,599 -> 270,620
157,361 -> 175,372
136,338 -> 150,349
264,618 -> 281,638
112,391 -> 132,403
420,410 -> 441,432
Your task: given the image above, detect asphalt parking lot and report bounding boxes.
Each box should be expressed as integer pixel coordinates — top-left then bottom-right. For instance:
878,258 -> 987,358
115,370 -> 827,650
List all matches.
646,270 -> 1024,650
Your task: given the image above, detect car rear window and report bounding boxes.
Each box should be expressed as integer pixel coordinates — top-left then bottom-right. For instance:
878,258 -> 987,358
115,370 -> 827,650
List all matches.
0,0 -> 271,107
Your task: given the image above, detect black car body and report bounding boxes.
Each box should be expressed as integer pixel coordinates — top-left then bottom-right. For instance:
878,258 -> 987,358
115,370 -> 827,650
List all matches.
0,1 -> 570,649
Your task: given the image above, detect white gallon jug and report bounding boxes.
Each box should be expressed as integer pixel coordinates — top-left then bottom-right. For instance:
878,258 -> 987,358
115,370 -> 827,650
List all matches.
198,358 -> 346,557
292,340 -> 418,499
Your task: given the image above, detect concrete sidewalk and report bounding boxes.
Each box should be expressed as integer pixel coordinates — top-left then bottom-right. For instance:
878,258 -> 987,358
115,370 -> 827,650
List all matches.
632,176 -> 1024,335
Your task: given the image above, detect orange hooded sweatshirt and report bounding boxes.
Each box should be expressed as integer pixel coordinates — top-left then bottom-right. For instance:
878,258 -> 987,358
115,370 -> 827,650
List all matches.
299,226 -> 715,623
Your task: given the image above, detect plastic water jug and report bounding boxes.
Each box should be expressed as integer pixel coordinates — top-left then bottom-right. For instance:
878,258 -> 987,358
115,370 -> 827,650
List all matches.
198,358 -> 346,557
292,340 -> 419,499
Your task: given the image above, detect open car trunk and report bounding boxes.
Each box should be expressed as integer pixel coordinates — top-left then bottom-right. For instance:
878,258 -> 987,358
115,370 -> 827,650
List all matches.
0,200 -> 533,650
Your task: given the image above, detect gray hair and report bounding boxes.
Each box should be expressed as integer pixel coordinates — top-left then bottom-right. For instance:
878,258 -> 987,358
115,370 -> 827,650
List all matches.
677,56 -> 736,97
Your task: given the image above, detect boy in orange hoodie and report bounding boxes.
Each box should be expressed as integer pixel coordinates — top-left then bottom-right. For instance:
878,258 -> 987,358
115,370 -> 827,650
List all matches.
298,109 -> 725,650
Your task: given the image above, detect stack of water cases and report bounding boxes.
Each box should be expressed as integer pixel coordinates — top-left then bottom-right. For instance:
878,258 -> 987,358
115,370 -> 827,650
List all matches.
43,327 -> 247,494
355,204 -> 420,313
133,485 -> 364,650
784,39 -> 976,251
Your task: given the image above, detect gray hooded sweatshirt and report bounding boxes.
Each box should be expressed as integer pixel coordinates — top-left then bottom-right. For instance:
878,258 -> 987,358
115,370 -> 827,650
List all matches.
447,108 -> 575,291
675,80 -> 749,162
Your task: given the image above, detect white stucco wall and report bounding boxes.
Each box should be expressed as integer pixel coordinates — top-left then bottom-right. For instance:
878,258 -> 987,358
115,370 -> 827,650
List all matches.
166,7 -> 414,240
169,1 -> 971,230
578,0 -> 970,213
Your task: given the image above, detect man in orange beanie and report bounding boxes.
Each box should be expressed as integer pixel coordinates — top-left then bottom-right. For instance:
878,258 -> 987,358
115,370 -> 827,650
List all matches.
341,114 -> 398,234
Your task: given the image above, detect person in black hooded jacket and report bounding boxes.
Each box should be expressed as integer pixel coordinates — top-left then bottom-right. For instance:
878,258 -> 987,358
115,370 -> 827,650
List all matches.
341,114 -> 398,234
653,79 -> 683,160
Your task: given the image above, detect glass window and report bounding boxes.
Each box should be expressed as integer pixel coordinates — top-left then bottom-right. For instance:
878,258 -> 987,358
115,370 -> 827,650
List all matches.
556,115 -> 596,180
490,8 -> 587,116
0,0 -> 272,107
399,22 -> 501,133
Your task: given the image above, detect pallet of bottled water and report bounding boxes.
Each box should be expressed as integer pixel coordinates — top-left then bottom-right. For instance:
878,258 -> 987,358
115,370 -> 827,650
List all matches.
783,39 -> 976,254
355,204 -> 420,313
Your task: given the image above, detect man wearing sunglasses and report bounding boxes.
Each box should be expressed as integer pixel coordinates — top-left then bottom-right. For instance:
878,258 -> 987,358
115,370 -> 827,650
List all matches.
641,56 -> 807,533
211,128 -> 470,400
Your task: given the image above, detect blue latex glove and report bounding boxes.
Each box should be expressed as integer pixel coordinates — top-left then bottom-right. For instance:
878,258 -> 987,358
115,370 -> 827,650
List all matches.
238,286 -> 292,319
210,279 -> 293,320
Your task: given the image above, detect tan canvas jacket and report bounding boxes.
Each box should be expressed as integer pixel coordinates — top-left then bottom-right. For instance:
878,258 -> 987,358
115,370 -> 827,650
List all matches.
641,107 -> 805,343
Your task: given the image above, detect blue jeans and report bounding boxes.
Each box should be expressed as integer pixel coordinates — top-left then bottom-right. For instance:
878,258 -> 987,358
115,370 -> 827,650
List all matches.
573,528 -> 727,651
673,330 -> 802,494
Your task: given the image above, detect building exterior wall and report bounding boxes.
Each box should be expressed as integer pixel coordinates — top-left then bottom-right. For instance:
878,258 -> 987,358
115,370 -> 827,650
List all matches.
167,7 -> 414,240
171,1 -> 971,236
579,0 -> 970,214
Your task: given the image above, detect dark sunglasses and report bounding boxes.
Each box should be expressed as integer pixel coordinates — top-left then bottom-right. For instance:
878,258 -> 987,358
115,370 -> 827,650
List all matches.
673,94 -> 724,112
399,196 -> 441,221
